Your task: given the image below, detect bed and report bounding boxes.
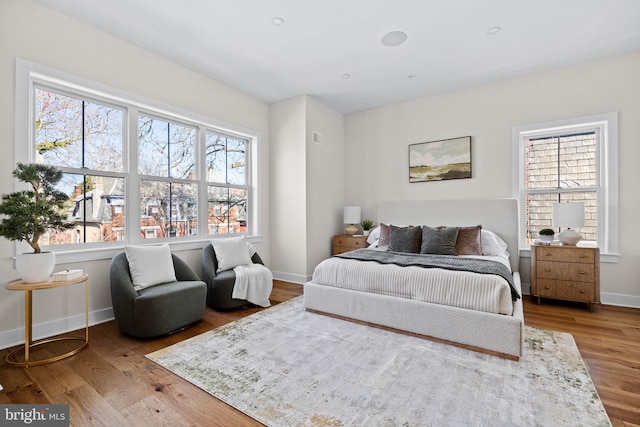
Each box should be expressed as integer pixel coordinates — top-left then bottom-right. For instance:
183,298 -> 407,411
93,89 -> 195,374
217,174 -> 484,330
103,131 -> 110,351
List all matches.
304,199 -> 524,360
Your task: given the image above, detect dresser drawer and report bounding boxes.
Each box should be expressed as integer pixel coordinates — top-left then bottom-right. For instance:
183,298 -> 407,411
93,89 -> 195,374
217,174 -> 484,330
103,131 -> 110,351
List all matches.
537,261 -> 594,282
333,235 -> 368,254
537,279 -> 595,302
535,247 -> 595,263
333,237 -> 365,249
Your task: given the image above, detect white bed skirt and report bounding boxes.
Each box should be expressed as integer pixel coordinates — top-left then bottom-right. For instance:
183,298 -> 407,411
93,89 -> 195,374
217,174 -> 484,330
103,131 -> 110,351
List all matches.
304,272 -> 524,360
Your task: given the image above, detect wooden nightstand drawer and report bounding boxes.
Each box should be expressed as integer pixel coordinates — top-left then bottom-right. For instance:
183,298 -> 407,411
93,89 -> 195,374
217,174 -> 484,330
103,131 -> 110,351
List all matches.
537,279 -> 594,302
536,247 -> 595,263
537,261 -> 595,282
333,235 -> 367,255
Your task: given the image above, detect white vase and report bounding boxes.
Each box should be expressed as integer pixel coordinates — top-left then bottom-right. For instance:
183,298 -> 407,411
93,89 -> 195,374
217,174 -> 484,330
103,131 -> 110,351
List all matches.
15,252 -> 56,283
363,230 -> 371,237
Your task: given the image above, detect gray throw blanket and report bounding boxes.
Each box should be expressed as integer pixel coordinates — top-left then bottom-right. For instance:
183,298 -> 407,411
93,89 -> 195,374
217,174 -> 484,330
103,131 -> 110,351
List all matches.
335,249 -> 520,301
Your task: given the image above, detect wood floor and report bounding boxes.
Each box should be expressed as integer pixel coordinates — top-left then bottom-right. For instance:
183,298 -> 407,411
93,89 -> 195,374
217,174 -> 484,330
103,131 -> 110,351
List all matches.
1,280 -> 639,426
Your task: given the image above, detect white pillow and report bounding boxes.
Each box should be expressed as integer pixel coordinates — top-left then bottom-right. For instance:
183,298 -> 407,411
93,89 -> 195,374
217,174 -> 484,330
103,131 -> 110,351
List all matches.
211,236 -> 252,272
367,226 -> 381,245
480,230 -> 510,257
125,244 -> 176,291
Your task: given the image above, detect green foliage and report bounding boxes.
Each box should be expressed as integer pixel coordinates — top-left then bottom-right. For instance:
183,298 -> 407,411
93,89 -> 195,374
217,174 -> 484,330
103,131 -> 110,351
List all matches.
539,228 -> 555,236
0,163 -> 73,253
361,219 -> 374,230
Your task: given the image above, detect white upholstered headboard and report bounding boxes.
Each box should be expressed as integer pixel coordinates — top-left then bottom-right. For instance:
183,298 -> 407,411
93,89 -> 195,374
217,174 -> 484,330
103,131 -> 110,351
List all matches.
376,198 -> 520,272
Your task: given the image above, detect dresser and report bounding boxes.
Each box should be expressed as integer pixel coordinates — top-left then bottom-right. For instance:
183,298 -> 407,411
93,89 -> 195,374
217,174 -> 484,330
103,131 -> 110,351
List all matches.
332,234 -> 368,255
530,245 -> 600,311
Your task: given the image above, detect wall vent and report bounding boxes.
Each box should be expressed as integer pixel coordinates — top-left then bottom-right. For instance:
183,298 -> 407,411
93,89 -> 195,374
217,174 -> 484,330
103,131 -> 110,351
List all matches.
312,131 -> 323,145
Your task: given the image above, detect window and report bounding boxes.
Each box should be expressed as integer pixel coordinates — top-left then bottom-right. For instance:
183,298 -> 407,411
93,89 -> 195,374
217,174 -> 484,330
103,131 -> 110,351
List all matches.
206,131 -> 248,235
35,86 -> 126,246
138,115 -> 198,239
16,59 -> 259,260
513,113 -> 618,258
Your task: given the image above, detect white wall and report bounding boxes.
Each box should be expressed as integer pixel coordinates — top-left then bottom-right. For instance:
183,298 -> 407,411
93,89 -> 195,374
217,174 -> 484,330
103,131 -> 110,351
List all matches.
270,96 -> 308,280
270,96 -> 345,281
344,50 -> 640,306
0,0 -> 271,348
305,96 -> 345,271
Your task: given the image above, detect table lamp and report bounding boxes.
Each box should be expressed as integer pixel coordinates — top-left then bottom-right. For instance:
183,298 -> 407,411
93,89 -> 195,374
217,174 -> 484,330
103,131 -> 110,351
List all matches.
552,202 -> 584,245
343,206 -> 361,236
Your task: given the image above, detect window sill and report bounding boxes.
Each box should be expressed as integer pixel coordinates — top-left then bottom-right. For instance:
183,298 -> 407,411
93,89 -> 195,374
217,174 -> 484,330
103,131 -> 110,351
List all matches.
28,236 -> 263,265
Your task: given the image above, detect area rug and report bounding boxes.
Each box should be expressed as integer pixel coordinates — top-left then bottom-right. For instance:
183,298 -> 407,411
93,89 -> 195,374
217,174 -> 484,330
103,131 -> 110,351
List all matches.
147,297 -> 610,427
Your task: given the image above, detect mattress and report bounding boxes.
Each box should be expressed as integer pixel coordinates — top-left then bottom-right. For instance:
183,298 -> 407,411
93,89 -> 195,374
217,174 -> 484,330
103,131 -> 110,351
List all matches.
311,252 -> 515,315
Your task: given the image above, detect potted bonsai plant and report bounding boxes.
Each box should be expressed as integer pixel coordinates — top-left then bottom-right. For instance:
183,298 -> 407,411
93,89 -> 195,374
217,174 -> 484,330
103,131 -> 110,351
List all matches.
0,163 -> 73,282
361,219 -> 374,237
538,228 -> 555,243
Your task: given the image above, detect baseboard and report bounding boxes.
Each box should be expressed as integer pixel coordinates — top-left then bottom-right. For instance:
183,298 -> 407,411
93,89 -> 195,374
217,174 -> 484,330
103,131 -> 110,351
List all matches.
271,271 -> 310,285
0,307 -> 114,351
601,292 -> 640,308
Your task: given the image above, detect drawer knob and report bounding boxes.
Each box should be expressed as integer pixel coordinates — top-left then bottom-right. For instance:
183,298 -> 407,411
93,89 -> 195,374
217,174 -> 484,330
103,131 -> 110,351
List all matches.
544,253 -> 552,257
580,289 -> 585,293
545,286 -> 550,290
544,268 -> 551,272
580,271 -> 586,275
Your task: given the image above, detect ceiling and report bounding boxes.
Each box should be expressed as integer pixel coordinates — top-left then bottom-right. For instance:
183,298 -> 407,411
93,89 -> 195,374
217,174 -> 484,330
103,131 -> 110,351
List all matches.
36,0 -> 640,114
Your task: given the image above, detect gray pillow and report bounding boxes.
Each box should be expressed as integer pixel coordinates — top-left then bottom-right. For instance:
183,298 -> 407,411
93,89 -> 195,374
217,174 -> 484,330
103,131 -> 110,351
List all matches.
388,225 -> 422,253
421,226 -> 459,255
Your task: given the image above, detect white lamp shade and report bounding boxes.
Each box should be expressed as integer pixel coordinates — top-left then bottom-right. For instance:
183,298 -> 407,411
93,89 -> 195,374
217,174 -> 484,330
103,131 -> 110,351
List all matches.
552,202 -> 585,228
343,206 -> 361,224
552,202 -> 585,245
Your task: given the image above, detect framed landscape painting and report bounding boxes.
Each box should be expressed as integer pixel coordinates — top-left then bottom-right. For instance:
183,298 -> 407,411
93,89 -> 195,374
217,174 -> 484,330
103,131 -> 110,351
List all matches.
409,136 -> 471,182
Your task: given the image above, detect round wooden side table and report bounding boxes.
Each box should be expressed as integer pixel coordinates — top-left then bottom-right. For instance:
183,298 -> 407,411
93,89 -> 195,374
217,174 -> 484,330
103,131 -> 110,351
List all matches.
5,273 -> 89,367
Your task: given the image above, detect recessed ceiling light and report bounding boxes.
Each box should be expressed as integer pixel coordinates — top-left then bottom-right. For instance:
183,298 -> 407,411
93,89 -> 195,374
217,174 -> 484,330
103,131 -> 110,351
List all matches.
272,17 -> 285,26
381,31 -> 408,47
487,26 -> 501,35
342,73 -> 351,79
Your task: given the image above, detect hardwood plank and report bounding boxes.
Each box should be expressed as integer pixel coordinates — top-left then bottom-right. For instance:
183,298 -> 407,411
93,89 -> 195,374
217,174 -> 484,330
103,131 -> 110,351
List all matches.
1,281 -> 639,426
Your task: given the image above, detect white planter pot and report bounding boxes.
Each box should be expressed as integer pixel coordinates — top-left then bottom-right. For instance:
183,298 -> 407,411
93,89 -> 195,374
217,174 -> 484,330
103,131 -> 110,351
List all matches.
363,230 -> 371,237
539,235 -> 554,243
15,252 -> 56,283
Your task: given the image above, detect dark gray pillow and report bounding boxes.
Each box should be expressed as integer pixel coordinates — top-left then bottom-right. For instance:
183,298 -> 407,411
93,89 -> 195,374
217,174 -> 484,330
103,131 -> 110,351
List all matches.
388,225 -> 422,253
421,226 -> 459,255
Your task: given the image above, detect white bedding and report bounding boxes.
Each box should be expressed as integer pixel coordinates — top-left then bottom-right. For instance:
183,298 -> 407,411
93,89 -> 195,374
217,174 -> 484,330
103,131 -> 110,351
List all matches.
311,251 -> 514,315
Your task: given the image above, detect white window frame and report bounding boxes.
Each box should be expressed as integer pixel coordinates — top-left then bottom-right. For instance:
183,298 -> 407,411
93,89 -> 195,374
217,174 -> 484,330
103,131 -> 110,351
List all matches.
512,113 -> 619,262
15,59 -> 261,264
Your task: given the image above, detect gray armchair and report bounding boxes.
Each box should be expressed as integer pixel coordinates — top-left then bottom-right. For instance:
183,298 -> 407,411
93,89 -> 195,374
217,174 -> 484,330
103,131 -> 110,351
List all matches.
201,243 -> 264,311
110,252 -> 207,338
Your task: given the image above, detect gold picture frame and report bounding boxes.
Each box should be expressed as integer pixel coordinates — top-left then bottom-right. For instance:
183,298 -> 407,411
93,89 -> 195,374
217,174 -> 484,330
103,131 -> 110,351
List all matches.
409,136 -> 471,182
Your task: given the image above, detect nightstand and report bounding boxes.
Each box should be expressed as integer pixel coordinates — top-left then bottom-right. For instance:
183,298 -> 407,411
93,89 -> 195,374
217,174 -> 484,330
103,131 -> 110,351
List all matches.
333,234 -> 368,255
530,245 -> 600,311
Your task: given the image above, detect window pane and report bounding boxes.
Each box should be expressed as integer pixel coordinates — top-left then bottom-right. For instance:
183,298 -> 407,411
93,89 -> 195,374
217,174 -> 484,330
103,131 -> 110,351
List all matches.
227,138 -> 246,185
43,174 -> 125,245
140,180 -> 197,239
526,132 -> 596,191
525,191 -> 597,243
525,193 -> 556,242
208,186 -> 247,234
35,88 -> 83,168
139,115 -> 195,179
35,88 -> 123,172
83,101 -> 124,172
558,133 -> 596,188
525,136 -> 558,190
206,132 -> 247,185
206,132 -> 227,183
